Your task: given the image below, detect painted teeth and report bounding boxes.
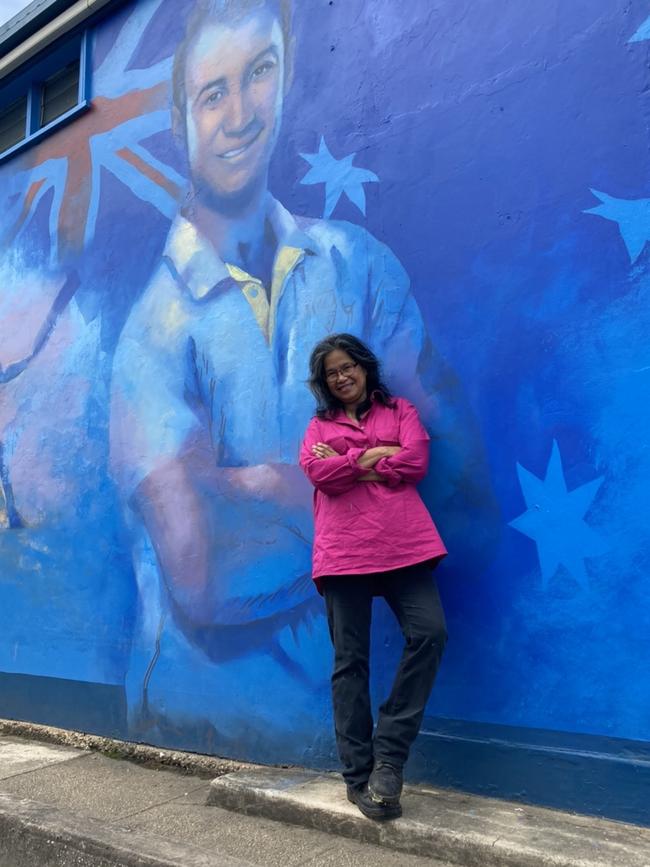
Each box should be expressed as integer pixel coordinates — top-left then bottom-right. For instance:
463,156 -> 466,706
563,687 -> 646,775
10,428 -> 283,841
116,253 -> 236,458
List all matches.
222,145 -> 247,158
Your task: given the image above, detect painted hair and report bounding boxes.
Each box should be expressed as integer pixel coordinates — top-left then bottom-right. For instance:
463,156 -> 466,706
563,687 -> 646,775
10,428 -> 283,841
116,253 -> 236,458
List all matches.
308,333 -> 395,420
172,0 -> 293,120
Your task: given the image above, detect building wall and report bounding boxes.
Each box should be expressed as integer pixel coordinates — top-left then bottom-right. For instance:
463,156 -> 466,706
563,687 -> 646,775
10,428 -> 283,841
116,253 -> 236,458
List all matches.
1,0 -> 649,821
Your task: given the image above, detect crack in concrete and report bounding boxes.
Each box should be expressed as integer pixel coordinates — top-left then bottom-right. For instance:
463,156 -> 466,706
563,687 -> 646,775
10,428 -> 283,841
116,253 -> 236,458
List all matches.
116,782 -> 209,821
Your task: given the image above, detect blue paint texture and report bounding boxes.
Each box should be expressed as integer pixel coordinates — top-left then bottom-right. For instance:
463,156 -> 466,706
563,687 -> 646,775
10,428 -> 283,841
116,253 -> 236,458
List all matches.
1,0 -> 649,819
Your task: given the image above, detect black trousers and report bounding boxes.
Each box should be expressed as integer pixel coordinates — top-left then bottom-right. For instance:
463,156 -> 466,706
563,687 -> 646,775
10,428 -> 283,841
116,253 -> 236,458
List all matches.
323,562 -> 447,788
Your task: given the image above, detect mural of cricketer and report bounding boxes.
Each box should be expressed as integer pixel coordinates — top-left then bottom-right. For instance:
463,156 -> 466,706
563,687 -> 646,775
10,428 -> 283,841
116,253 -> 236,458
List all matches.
110,0 -> 497,753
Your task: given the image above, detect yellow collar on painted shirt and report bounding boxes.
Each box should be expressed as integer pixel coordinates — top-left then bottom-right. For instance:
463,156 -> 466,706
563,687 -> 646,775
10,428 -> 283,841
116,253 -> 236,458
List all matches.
163,197 -> 316,343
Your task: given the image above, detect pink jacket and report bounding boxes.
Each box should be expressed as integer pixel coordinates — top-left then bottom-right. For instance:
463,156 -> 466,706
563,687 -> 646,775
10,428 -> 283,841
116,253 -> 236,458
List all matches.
299,397 -> 447,591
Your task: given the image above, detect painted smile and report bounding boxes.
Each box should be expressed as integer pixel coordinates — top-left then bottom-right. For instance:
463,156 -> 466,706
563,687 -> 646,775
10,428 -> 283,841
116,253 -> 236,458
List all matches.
217,128 -> 263,160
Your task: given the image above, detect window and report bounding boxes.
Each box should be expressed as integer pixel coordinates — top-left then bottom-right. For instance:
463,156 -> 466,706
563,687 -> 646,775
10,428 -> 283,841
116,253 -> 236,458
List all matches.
41,60 -> 81,127
0,96 -> 27,153
0,30 -> 90,163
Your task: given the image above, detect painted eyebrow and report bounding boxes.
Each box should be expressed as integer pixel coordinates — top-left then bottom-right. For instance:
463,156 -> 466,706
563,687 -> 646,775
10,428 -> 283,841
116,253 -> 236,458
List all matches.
197,76 -> 227,101
195,45 -> 279,102
245,44 -> 279,76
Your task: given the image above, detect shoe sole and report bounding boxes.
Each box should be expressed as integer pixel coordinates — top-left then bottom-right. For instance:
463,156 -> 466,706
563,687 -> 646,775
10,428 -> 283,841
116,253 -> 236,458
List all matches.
347,791 -> 402,821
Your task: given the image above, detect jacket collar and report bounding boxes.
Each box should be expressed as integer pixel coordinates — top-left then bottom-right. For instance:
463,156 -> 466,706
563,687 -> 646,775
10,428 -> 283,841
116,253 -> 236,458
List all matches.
330,391 -> 386,426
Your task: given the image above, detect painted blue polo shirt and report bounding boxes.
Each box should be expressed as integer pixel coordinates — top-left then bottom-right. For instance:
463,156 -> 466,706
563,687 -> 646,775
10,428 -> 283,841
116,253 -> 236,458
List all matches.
109,195 -> 441,749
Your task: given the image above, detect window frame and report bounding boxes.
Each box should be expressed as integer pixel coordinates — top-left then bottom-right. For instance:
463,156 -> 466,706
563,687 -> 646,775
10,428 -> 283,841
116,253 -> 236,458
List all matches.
0,28 -> 91,164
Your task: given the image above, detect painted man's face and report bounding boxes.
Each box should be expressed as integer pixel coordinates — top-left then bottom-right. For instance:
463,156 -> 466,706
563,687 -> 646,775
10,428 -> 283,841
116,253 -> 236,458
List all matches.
182,8 -> 285,204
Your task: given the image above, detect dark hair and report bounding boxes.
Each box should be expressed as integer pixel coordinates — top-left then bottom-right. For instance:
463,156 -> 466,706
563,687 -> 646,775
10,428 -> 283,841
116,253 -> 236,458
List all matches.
308,333 -> 395,420
172,0 -> 294,123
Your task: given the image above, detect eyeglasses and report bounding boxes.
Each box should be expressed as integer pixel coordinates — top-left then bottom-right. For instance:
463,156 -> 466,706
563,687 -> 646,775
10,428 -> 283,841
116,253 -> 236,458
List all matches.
325,362 -> 358,382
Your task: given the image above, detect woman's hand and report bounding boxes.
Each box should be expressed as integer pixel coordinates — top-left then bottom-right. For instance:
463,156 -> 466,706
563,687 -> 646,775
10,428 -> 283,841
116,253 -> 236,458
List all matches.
357,445 -> 401,469
311,442 -> 340,459
358,470 -> 387,482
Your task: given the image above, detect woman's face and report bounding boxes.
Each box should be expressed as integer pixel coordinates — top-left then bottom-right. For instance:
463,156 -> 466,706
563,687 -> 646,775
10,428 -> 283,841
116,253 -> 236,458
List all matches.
323,349 -> 368,409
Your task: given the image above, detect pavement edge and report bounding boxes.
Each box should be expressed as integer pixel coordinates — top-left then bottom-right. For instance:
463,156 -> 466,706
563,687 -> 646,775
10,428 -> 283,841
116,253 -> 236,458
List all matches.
207,766 -> 650,867
0,791 -> 253,867
0,717 -> 256,778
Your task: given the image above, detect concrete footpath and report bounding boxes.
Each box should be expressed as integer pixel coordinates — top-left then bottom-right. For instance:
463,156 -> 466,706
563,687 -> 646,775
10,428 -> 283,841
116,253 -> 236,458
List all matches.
1,724 -> 650,867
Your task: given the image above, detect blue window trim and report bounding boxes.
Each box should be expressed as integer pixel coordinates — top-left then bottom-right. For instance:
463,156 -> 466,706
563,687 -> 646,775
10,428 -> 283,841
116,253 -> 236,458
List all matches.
0,28 -> 91,165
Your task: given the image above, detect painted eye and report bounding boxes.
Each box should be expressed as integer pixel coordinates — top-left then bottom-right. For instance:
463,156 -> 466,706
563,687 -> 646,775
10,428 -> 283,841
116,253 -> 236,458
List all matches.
206,89 -> 225,105
251,60 -> 275,80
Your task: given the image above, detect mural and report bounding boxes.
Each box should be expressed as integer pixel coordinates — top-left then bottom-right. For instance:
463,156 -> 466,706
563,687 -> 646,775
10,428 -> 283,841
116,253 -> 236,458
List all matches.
1,0 -> 649,776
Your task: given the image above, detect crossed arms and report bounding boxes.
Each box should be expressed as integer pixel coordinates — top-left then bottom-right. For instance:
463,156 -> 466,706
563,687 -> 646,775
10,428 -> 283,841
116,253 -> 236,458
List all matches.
299,402 -> 431,496
310,442 -> 401,483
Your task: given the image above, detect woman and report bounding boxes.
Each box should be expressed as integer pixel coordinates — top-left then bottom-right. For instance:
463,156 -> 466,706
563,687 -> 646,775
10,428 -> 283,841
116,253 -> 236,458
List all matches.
299,333 -> 448,821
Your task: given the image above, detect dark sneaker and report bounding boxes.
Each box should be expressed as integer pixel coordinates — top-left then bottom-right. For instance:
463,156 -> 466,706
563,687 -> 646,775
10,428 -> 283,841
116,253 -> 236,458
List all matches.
368,761 -> 403,807
346,784 -> 402,821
